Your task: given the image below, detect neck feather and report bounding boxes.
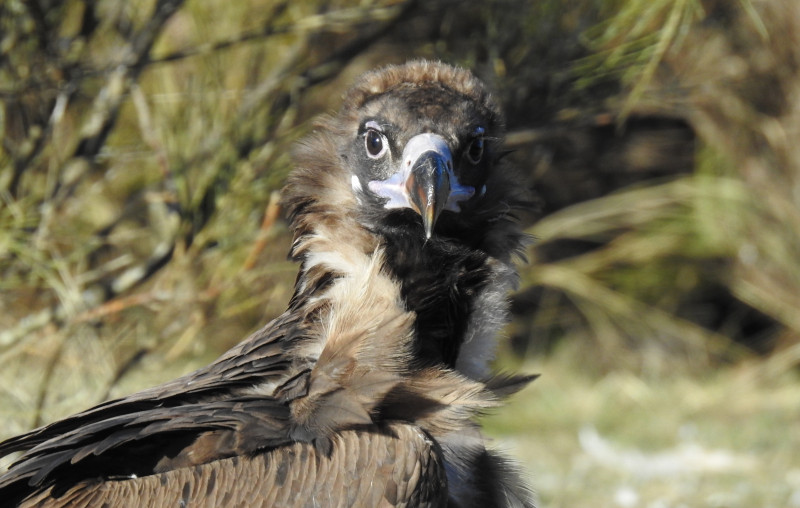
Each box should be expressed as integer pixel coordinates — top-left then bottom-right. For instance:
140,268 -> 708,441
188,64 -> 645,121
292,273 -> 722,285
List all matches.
283,123 -> 519,379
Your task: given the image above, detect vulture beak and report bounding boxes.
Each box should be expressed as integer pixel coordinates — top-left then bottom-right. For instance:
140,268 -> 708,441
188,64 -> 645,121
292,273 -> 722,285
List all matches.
368,133 -> 475,238
405,134 -> 453,238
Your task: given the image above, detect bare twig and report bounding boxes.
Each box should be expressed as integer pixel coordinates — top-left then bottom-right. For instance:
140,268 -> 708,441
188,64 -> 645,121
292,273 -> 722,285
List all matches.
243,191 -> 282,271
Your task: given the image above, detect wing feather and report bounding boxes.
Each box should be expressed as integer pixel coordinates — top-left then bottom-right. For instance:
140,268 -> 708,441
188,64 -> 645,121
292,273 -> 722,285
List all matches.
17,424 -> 447,508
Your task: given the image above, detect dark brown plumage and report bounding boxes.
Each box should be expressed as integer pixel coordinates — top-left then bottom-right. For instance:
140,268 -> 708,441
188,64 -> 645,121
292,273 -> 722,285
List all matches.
0,60 -> 535,507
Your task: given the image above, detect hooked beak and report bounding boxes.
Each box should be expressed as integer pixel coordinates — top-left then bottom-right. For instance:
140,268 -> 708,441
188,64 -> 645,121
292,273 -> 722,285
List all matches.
367,133 -> 474,238
406,142 -> 451,238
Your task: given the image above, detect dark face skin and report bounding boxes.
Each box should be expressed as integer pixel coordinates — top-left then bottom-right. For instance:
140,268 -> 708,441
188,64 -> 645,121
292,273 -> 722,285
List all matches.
345,84 -> 500,240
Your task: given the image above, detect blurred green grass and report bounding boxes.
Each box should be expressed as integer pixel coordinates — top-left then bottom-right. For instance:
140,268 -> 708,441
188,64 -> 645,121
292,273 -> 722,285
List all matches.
485,344 -> 800,507
2,1 -> 800,505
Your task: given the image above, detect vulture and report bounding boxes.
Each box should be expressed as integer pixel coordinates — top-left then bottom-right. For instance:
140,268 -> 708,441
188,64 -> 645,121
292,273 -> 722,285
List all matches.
0,60 -> 535,507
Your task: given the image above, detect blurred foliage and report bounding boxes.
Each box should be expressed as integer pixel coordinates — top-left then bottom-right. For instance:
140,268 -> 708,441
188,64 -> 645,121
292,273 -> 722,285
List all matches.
575,0 -> 706,116
484,340 -> 800,507
3,1 -> 800,504
497,0 -> 800,370
1,0 -> 799,441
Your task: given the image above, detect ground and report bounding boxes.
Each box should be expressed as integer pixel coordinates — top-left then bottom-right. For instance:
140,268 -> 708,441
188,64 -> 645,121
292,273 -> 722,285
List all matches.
484,344 -> 800,508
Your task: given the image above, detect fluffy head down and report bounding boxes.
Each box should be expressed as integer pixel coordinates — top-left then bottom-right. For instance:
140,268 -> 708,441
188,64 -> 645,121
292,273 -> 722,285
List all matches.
342,59 -> 504,133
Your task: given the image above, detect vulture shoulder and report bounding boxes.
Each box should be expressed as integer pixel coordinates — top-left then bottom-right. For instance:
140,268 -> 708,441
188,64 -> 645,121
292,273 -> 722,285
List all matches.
0,60 -> 536,508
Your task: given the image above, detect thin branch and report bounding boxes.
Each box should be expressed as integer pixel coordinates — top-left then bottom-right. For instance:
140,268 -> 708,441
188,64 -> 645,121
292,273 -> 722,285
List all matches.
243,191 -> 282,271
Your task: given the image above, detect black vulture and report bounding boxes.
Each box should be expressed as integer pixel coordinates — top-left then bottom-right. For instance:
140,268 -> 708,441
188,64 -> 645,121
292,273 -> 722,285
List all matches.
0,60 -> 535,507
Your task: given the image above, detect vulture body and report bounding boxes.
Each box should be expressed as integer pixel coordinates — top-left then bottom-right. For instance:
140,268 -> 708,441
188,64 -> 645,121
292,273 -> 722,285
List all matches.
0,60 -> 535,507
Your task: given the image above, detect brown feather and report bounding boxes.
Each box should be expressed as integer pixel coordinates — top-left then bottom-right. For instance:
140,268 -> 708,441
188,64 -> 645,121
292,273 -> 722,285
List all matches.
18,424 -> 447,508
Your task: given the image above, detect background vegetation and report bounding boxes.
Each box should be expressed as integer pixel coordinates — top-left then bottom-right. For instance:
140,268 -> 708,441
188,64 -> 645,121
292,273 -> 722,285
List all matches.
1,0 -> 798,506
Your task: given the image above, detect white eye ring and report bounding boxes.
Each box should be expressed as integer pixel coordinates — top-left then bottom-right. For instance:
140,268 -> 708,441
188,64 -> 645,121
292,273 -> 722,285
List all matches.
364,120 -> 388,159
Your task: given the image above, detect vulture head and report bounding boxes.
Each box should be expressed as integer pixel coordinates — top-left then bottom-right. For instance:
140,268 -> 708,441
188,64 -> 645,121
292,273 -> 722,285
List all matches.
287,60 -> 525,255
343,63 -> 504,240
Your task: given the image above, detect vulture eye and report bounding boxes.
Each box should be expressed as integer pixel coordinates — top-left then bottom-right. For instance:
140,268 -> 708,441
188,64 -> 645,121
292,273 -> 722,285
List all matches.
365,128 -> 387,159
466,127 -> 485,164
466,137 -> 484,164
